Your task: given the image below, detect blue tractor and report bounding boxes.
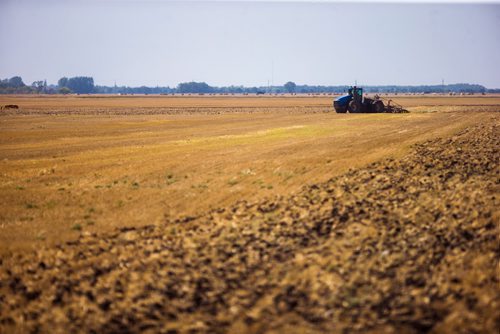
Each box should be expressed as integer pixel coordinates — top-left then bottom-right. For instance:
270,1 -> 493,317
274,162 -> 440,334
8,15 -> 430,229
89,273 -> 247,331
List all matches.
333,86 -> 386,113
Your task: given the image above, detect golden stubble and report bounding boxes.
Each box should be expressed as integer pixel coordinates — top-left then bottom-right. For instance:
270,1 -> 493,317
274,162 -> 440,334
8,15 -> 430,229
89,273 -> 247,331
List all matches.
0,95 -> 497,253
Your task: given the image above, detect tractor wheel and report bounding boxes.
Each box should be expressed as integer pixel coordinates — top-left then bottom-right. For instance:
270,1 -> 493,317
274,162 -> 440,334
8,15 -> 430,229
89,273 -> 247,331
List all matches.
348,101 -> 362,113
333,101 -> 347,113
373,100 -> 385,113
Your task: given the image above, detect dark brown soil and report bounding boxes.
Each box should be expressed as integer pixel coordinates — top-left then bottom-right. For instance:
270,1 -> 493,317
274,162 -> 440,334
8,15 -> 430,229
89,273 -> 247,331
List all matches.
1,117 -> 498,334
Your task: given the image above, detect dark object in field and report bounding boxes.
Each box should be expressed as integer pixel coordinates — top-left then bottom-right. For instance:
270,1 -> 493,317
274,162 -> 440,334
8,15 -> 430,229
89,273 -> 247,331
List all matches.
2,104 -> 19,109
334,86 -> 408,113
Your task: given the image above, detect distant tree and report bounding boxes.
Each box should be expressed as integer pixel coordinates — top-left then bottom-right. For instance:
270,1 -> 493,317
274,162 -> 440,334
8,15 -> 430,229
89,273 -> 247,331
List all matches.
0,79 -> 8,89
284,81 -> 296,93
59,87 -> 72,95
66,76 -> 94,94
177,82 -> 214,93
8,76 -> 25,88
58,77 -> 68,88
32,81 -> 46,93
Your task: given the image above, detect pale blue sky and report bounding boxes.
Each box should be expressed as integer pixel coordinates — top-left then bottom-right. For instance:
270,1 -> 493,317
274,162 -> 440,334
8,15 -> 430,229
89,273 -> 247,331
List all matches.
1,0 -> 499,87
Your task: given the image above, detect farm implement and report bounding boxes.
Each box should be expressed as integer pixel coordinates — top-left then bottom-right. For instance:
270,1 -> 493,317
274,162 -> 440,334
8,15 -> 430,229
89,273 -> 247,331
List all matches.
333,86 -> 408,113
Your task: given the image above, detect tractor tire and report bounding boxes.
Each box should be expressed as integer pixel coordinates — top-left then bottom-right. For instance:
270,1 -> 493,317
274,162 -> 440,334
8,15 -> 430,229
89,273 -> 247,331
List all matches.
373,100 -> 385,113
348,101 -> 362,113
333,102 -> 347,113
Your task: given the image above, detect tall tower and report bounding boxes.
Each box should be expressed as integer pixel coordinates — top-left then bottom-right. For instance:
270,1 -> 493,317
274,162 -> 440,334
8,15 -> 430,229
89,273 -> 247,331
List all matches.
271,60 -> 274,93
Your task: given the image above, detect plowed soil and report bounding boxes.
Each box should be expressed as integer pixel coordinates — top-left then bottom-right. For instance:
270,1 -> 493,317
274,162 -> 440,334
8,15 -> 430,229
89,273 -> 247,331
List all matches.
1,113 -> 498,333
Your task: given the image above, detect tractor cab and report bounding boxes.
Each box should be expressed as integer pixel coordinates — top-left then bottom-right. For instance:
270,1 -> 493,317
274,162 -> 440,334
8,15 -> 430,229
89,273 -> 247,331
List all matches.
333,86 -> 362,113
350,87 -> 363,102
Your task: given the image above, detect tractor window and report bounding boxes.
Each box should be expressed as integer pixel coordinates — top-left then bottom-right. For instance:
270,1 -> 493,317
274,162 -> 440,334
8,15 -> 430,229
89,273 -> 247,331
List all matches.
357,89 -> 363,95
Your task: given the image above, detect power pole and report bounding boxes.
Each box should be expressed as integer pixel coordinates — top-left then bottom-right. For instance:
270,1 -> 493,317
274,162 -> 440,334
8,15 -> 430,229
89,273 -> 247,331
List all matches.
271,60 -> 274,94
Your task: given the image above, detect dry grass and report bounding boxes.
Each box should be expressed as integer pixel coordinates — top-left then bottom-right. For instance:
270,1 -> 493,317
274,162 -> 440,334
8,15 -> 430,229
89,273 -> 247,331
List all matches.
0,96 -> 498,254
0,114 -> 498,333
1,94 -> 500,110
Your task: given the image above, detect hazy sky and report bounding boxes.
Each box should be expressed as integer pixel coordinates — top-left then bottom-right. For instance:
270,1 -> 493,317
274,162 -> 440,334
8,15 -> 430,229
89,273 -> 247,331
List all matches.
1,0 -> 499,88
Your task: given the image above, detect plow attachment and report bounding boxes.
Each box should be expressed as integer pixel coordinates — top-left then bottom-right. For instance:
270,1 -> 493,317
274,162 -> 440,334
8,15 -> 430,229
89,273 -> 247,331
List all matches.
383,99 -> 409,113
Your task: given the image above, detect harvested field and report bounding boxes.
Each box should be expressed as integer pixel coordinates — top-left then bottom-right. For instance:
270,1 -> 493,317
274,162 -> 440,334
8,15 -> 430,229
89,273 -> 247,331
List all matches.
1,96 -> 499,254
0,96 -> 499,333
1,95 -> 500,115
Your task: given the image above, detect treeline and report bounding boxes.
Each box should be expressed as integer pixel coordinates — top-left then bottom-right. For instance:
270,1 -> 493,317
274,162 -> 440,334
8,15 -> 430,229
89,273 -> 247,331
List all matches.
58,77 -> 94,94
0,76 -> 95,94
0,76 -> 495,95
99,82 -> 490,94
0,76 -> 51,94
97,85 -> 175,95
363,83 -> 488,94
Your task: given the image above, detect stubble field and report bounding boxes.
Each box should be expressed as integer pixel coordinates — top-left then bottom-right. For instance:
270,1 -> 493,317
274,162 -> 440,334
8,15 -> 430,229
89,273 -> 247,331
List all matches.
0,95 -> 498,333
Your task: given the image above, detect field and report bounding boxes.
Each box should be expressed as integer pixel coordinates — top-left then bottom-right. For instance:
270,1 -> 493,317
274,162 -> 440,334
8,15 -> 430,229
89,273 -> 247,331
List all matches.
0,95 -> 499,333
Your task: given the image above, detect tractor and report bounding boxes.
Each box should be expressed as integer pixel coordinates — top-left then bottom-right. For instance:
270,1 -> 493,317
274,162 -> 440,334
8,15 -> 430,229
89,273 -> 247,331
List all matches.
333,86 -> 407,113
